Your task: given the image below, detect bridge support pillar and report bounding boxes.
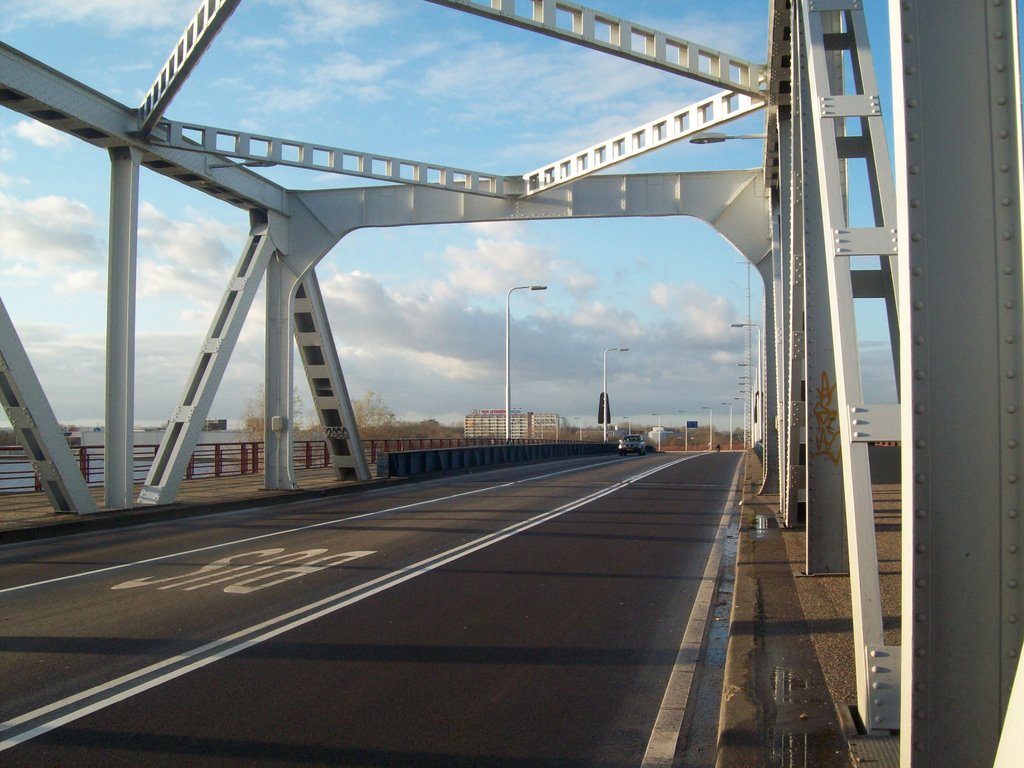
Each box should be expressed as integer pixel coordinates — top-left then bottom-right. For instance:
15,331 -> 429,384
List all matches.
104,146 -> 141,510
263,253 -> 299,491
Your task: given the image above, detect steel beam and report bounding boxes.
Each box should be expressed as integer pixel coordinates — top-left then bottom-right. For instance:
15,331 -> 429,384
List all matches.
424,0 -> 765,99
138,212 -> 281,505
293,273 -> 370,482
264,253 -> 299,491
522,91 -> 764,196
0,43 -> 286,213
0,299 -> 98,515
891,0 -> 1023,763
138,0 -> 242,136
104,147 -> 142,510
798,7 -> 847,574
802,0 -> 901,730
152,119 -> 523,198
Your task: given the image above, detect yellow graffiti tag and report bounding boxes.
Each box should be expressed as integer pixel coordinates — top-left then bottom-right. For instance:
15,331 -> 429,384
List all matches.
811,369 -> 841,465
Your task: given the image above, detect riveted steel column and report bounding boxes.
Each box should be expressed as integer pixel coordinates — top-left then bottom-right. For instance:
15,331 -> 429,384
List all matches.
798,7 -> 848,573
892,0 -> 1023,763
105,146 -> 141,510
264,252 -> 298,491
757,254 -> 780,494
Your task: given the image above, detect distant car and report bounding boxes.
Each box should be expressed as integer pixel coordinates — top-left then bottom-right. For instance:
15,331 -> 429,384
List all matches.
618,434 -> 646,456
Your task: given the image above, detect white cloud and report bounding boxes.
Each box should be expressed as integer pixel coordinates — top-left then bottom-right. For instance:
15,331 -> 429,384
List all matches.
441,226 -> 554,297
3,0 -> 197,33
137,203 -> 240,309
0,192 -> 103,274
267,0 -> 399,42
12,120 -> 70,149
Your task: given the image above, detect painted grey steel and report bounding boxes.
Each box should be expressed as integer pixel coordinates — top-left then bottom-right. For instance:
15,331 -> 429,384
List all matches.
293,273 -> 370,482
891,0 -> 1024,764
12,0 -> 1024,753
0,43 -> 286,214
0,299 -> 98,515
424,0 -> 765,99
138,0 -> 242,136
138,214 -> 279,505
263,252 -> 300,492
754,257 -> 778,493
104,147 -> 141,510
154,119 -> 523,199
798,7 -> 847,575
522,90 -> 764,196
801,0 -> 900,730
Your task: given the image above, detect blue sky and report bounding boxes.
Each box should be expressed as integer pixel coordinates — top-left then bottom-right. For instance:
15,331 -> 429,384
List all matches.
0,0 -> 896,432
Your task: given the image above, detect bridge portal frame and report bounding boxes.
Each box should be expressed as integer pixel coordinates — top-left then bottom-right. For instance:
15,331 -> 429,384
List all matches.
3,0 -> 1024,760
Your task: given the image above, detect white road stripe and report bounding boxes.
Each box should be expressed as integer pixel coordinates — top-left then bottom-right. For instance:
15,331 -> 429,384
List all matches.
0,455 -> 693,751
641,457 -> 744,767
0,456 -> 649,596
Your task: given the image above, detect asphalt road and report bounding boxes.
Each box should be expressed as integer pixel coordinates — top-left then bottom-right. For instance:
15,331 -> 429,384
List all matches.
0,450 -> 741,767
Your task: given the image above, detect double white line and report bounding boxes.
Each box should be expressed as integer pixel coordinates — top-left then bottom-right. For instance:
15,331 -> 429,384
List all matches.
1,455 -> 692,751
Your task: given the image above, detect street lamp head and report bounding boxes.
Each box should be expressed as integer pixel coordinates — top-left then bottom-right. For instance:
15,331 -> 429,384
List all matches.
530,285 -> 547,291
730,322 -> 745,328
619,347 -> 630,352
691,132 -> 767,145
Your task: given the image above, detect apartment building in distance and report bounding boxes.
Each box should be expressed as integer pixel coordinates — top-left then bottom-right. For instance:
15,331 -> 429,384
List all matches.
464,409 -> 562,439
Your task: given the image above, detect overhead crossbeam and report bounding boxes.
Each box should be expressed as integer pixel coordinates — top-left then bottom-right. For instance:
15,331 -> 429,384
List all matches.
152,120 -> 525,199
138,0 -> 242,136
522,90 -> 764,196
0,43 -> 286,213
425,0 -> 765,99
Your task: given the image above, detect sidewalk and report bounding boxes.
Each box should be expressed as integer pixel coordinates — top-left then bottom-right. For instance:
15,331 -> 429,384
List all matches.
717,453 -> 901,767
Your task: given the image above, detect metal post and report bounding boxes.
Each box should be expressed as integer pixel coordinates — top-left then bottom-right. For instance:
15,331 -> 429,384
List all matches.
105,146 -> 141,510
505,285 -> 546,441
602,346 -> 628,442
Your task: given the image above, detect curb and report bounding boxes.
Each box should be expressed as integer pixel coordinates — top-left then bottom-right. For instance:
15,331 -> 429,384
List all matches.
0,477 -> 406,546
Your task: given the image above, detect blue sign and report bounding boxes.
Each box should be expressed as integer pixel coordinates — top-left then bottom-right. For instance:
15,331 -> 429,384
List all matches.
686,420 -> 698,429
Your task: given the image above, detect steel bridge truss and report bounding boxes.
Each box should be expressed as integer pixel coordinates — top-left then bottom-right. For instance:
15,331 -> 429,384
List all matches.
1,0 -> 1022,764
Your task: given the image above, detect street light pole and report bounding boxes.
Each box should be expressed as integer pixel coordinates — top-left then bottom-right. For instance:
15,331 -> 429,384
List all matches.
651,413 -> 662,451
722,401 -> 733,451
731,322 -> 762,443
702,405 -> 714,450
505,285 -> 546,441
602,346 -> 629,442
677,410 -> 687,452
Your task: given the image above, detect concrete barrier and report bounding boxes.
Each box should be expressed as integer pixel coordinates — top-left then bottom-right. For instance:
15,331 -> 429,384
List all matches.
377,442 -> 618,478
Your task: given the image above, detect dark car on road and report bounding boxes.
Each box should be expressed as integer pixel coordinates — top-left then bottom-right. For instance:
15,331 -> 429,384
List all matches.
618,434 -> 646,456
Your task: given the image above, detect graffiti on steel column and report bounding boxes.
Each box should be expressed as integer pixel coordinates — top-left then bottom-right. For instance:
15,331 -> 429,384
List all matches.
811,369 -> 841,465
112,548 -> 375,594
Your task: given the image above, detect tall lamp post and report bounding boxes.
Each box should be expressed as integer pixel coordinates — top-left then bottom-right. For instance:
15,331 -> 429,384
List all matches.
677,410 -> 687,452
702,405 -> 714,450
505,285 -> 546,441
602,346 -> 629,442
651,413 -> 662,451
722,401 -> 733,451
731,322 -> 761,443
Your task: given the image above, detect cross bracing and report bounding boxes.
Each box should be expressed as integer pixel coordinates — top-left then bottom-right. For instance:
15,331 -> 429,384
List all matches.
0,1 -> 1022,764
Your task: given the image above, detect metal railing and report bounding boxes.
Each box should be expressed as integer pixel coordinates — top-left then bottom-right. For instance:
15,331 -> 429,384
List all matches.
0,437 -> 565,494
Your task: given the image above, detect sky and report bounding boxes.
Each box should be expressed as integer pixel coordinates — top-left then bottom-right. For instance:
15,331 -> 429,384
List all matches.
0,0 -> 898,434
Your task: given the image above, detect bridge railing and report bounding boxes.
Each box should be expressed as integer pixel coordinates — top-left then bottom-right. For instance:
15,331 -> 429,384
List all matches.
0,437 -> 571,494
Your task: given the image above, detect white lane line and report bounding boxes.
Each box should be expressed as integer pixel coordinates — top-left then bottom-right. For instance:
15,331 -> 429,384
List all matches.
641,457 -> 744,767
2,456 -> 656,596
1,457 -> 691,751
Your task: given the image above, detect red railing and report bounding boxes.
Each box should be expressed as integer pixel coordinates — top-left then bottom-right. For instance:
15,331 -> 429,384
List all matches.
0,437 -> 561,494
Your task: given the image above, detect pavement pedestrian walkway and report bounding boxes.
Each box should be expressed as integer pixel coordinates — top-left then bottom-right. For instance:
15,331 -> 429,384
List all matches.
716,453 -> 901,767
0,452 -> 902,766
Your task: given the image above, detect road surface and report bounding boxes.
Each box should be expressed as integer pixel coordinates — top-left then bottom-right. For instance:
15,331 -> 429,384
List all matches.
0,451 -> 741,767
